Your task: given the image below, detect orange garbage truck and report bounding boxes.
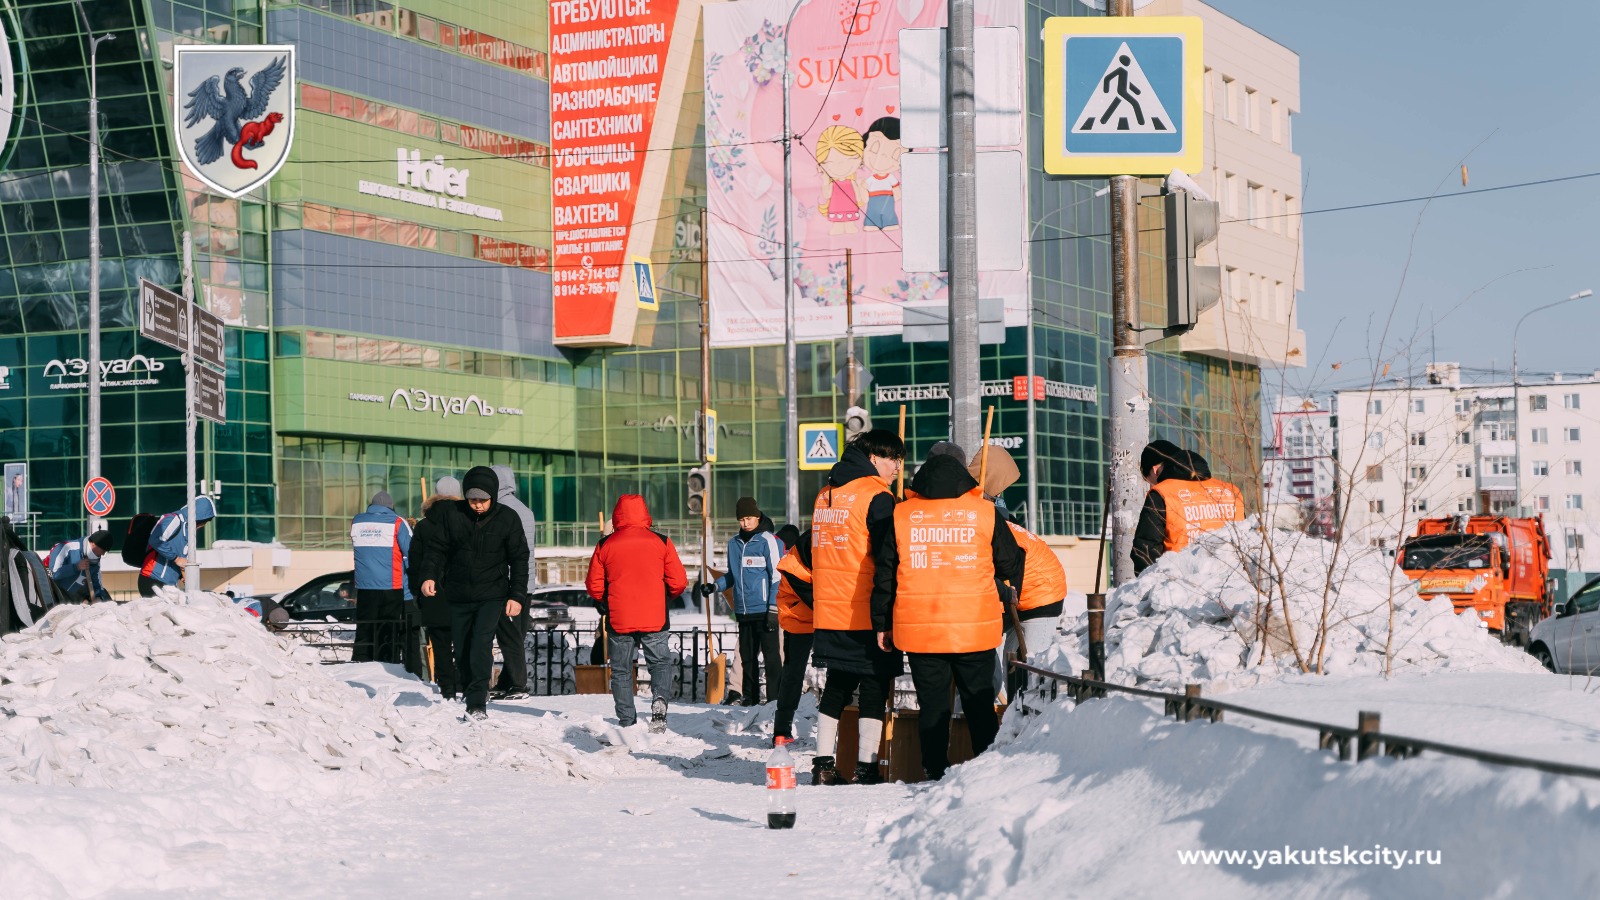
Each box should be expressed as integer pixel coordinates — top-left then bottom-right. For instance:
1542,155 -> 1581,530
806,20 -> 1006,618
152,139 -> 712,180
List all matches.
1398,515 -> 1552,645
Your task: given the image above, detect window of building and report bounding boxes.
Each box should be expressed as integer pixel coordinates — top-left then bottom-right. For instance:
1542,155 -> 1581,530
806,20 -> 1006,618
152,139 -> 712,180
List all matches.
1269,98 -> 1282,142
1410,431 -> 1426,447
1455,398 -> 1470,414
1459,431 -> 1471,445
1529,394 -> 1548,411
1565,393 -> 1581,410
1202,66 -> 1214,113
1411,498 -> 1428,513
1566,427 -> 1582,443
1456,497 -> 1474,513
1535,496 -> 1551,511
1488,458 -> 1517,476
1285,195 -> 1299,238
1367,432 -> 1384,449
1366,465 -> 1384,482
1533,460 -> 1550,477
1568,460 -> 1584,476
1244,88 -> 1258,131
1456,463 -> 1473,478
1368,399 -> 1383,414
1532,427 -> 1549,444
1409,465 -> 1427,480
1567,494 -> 1585,511
1412,398 -> 1426,413
1219,75 -> 1235,121
1369,500 -> 1385,514
1568,531 -> 1586,552
1247,182 -> 1265,225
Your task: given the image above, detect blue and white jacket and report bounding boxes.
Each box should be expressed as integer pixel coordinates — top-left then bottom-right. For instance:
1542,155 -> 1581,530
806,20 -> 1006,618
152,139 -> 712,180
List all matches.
143,496 -> 216,586
352,503 -> 413,599
49,537 -> 110,602
712,530 -> 782,616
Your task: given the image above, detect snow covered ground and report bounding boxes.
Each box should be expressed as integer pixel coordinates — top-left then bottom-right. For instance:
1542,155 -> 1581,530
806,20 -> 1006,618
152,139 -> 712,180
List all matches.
5,567 -> 1600,898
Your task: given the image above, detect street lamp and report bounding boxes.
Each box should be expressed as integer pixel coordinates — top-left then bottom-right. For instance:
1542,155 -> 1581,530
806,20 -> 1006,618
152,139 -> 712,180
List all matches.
1511,288 -> 1592,515
779,0 -> 805,527
74,0 -> 114,530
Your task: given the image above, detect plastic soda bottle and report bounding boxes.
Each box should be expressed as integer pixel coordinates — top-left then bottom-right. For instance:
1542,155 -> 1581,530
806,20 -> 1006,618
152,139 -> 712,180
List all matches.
766,737 -> 797,829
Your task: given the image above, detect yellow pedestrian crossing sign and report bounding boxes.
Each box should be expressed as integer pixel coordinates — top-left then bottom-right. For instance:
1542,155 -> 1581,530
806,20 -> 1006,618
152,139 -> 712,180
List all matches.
799,423 -> 843,471
633,257 -> 658,310
1042,16 -> 1204,176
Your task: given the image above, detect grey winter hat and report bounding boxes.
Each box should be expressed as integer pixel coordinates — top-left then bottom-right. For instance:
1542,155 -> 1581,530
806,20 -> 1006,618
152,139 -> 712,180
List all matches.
927,441 -> 968,467
466,487 -> 492,500
371,490 -> 394,508
436,475 -> 462,497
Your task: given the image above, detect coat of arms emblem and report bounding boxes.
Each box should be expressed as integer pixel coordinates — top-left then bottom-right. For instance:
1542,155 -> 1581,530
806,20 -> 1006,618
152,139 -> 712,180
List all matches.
173,44 -> 296,198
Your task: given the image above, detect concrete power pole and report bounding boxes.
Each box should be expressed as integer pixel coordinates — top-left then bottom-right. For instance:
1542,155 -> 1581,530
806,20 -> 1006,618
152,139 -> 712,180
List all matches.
1107,0 -> 1149,586
76,0 -> 114,530
946,0 -> 979,452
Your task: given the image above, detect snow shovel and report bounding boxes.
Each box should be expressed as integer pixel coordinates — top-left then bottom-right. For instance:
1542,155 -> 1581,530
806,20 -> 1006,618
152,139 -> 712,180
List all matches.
704,565 -> 728,704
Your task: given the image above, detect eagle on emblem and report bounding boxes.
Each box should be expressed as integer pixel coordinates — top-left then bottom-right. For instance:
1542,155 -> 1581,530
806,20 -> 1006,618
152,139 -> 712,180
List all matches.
182,55 -> 288,171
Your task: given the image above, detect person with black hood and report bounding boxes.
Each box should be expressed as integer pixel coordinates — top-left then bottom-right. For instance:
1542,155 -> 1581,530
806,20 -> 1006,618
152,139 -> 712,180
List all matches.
1131,441 -> 1245,575
873,452 -> 1023,781
420,465 -> 530,720
409,476 -> 461,700
490,465 -> 538,701
809,429 -> 904,786
699,497 -> 783,706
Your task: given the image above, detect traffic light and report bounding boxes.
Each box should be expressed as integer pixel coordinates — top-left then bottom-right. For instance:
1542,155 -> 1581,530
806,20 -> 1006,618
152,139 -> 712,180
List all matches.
844,405 -> 871,441
1164,188 -> 1221,336
686,465 -> 710,518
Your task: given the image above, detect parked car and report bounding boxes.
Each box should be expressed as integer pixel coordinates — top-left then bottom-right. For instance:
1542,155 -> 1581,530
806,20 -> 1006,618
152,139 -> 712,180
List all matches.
542,582 -> 719,626
1528,575 -> 1600,673
245,572 -> 572,628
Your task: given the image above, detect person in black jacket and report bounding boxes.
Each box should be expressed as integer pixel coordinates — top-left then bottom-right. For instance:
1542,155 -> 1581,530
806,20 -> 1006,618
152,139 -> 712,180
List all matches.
1131,439 -> 1191,575
420,465 -> 530,720
409,476 -> 461,700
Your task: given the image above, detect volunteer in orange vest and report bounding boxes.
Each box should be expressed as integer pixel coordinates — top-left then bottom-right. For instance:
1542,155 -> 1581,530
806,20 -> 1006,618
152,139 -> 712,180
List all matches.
872,452 -> 1023,782
1131,441 -> 1245,574
809,429 -> 904,787
967,445 -> 1066,672
772,526 -> 813,745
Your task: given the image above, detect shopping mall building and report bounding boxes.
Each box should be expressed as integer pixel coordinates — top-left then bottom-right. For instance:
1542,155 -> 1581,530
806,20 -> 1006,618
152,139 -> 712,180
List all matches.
0,0 -> 1302,589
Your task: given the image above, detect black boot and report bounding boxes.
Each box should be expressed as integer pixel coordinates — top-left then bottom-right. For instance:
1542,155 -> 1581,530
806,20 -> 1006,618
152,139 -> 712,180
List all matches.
851,762 -> 884,785
810,755 -> 840,786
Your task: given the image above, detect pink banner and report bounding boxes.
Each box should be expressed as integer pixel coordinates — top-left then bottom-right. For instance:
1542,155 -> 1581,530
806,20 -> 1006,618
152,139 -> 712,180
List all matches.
704,0 -> 1026,346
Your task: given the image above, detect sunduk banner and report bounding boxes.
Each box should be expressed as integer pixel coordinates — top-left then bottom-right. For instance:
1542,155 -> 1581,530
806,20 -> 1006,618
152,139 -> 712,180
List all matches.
549,0 -> 704,346
703,0 -> 1027,347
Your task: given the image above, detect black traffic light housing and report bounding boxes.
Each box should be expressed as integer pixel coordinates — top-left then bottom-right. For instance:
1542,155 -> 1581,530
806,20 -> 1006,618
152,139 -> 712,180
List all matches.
686,465 -> 710,518
1163,187 -> 1222,337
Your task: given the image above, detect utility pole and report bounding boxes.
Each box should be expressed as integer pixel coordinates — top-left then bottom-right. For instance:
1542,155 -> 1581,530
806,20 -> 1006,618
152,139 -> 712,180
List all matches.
781,1 -> 802,527
75,0 -> 114,531
182,231 -> 201,600
698,209 -> 713,593
946,0 -> 979,452
1107,0 -> 1148,586
845,248 -> 856,408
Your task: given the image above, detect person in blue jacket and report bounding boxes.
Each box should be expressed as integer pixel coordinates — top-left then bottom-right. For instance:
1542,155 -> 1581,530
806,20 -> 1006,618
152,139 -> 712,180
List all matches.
351,490 -> 414,665
139,496 -> 216,597
49,530 -> 113,603
699,497 -> 783,706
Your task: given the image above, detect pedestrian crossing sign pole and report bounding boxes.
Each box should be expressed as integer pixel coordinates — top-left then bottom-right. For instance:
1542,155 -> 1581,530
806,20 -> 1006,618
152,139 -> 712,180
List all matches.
798,423 -> 843,471
1041,16 -> 1203,176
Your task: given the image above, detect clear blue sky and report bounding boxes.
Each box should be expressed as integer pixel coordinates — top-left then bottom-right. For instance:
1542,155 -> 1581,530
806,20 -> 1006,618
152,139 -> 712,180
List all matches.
1204,0 -> 1600,394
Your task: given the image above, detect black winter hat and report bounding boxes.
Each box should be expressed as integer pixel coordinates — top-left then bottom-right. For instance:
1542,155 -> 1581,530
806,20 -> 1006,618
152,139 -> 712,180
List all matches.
776,524 -> 800,551
87,530 -> 113,551
735,496 -> 761,519
1140,439 -> 1187,479
463,466 -> 499,502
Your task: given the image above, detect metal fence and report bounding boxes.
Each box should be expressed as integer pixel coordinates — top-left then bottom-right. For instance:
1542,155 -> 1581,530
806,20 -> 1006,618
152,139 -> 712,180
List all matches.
1011,661 -> 1600,782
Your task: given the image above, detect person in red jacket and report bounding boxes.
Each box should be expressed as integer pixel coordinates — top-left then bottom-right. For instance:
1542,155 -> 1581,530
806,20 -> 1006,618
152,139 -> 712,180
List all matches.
586,494 -> 689,733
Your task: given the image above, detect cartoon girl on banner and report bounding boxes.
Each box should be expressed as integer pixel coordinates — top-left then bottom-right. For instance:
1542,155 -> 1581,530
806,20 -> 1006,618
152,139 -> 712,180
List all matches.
815,125 -> 865,234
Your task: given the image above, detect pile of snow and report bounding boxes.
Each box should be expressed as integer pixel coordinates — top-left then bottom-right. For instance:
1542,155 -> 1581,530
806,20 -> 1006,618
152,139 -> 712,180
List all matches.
0,589 -> 588,789
1040,521 -> 1543,689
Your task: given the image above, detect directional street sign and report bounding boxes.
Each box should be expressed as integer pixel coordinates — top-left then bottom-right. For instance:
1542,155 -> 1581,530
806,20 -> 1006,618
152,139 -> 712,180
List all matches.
1042,16 -> 1203,176
139,279 -> 190,352
195,363 -> 226,424
194,304 -> 226,373
82,477 -> 116,517
799,423 -> 843,472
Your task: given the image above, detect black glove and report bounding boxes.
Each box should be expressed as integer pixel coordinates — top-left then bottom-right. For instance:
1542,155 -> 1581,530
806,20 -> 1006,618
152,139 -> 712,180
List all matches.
697,581 -> 717,596
767,609 -> 779,632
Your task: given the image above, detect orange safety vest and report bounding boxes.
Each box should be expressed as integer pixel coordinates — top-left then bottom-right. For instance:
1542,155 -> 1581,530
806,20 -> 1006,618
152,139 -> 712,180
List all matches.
776,546 -> 813,634
1007,522 -> 1067,612
890,488 -> 1001,654
811,476 -> 891,632
1151,478 -> 1245,552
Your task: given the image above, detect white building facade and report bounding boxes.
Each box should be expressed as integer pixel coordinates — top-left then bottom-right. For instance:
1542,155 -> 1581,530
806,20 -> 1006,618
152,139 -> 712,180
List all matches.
1263,394 -> 1335,530
1336,363 -> 1600,569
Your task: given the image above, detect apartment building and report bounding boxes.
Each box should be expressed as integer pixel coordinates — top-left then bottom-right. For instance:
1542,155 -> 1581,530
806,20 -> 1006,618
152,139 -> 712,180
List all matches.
1263,394 -> 1335,530
1336,363 -> 1600,569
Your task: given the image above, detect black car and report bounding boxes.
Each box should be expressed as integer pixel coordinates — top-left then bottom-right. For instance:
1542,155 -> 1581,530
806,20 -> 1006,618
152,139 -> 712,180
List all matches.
252,571 -> 572,627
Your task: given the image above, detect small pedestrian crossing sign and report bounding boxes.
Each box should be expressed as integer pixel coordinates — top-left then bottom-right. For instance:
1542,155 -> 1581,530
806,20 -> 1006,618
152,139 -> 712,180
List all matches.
633,257 -> 658,310
1043,16 -> 1203,176
798,423 -> 843,471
